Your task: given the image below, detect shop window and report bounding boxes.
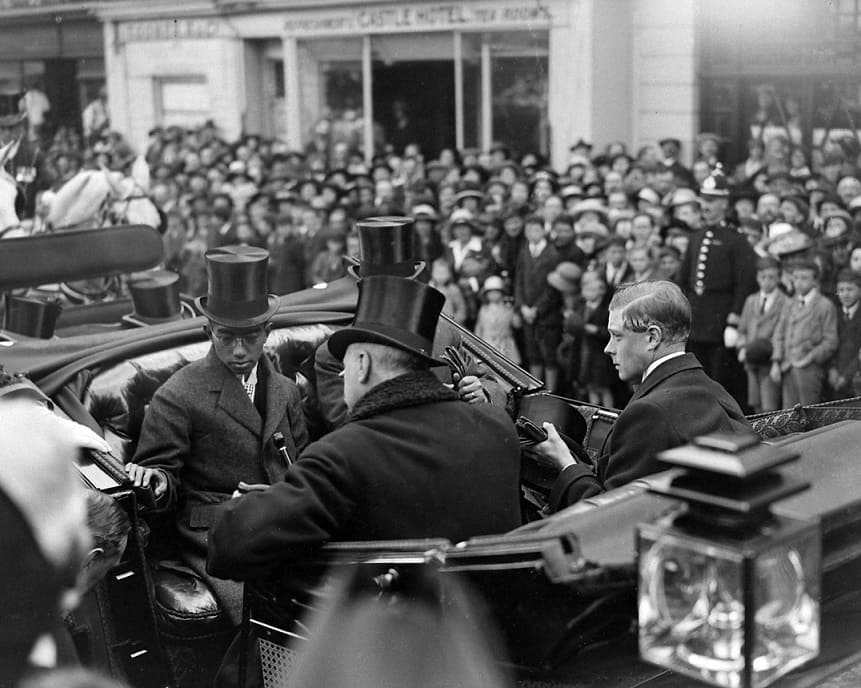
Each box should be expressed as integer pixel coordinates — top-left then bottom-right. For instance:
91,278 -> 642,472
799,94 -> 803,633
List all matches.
155,76 -> 209,128
832,0 -> 861,36
489,32 -> 548,159
298,38 -> 364,156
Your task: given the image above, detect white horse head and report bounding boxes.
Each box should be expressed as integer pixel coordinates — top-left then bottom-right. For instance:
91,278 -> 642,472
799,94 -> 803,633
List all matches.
45,155 -> 161,231
0,138 -> 21,233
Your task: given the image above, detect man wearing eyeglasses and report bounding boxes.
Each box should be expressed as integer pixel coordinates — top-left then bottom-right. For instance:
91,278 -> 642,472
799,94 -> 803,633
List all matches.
124,247 -> 308,625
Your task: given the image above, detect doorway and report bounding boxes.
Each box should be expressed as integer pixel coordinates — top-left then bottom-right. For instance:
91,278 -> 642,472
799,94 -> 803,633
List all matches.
43,59 -> 80,133
372,60 -> 455,159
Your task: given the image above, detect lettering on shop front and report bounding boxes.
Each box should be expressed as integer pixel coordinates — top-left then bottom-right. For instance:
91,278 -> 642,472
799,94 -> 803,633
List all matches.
285,2 -> 554,36
119,19 -> 223,43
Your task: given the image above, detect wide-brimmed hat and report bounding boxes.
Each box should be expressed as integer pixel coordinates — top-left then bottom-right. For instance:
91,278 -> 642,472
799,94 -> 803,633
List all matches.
449,208 -> 478,231
195,246 -> 280,328
668,187 -> 702,208
454,188 -> 484,206
767,229 -> 814,259
327,275 -> 445,365
481,275 -> 506,295
411,203 -> 439,221
124,270 -> 193,326
347,216 -> 424,280
547,262 -> 583,294
570,199 -> 609,223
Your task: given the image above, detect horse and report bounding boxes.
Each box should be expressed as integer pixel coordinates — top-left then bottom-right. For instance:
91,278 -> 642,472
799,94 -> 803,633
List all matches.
0,138 -> 23,237
1,152 -> 164,306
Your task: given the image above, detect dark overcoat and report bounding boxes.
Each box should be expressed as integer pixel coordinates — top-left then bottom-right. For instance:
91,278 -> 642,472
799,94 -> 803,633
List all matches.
133,348 -> 309,621
549,353 -> 750,511
207,371 -> 523,582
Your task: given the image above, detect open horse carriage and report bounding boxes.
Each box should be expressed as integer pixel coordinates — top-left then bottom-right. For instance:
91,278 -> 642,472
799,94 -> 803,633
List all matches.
4,226 -> 861,688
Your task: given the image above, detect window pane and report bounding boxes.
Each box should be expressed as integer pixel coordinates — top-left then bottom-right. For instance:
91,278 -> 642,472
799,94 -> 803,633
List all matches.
489,31 -> 548,158
298,38 -> 364,160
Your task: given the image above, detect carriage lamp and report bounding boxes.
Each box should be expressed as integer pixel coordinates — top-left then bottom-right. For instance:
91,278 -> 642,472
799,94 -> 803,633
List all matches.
637,433 -> 820,688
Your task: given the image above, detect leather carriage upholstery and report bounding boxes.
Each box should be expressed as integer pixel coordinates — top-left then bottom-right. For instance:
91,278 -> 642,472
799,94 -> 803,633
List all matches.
83,323 -> 335,636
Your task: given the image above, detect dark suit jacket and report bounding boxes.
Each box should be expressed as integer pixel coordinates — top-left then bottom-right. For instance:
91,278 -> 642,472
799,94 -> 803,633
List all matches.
680,223 -> 758,343
833,306 -> 861,380
133,348 -> 309,621
208,372 -> 522,581
514,242 -> 560,308
548,353 -> 750,511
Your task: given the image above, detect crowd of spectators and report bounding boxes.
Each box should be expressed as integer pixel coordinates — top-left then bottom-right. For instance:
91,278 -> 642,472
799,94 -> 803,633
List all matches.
12,116 -> 861,411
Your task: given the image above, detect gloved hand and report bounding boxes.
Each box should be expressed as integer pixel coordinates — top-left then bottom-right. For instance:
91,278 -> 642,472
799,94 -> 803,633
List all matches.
723,325 -> 739,348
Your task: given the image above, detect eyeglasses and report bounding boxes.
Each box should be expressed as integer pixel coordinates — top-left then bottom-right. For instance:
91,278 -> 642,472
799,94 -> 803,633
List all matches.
210,328 -> 267,348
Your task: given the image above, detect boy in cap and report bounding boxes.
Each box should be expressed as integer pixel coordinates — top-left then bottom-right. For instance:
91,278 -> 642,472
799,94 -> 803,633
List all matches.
736,256 -> 789,412
770,258 -> 839,406
827,268 -> 861,399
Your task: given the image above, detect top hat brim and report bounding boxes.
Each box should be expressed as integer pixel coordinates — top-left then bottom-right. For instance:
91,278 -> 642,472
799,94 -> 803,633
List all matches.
327,325 -> 445,366
346,261 -> 426,281
195,294 -> 280,328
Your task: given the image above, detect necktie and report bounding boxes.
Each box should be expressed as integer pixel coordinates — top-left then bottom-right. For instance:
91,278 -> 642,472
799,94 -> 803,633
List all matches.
760,296 -> 767,314
845,309 -> 852,321
242,377 -> 255,401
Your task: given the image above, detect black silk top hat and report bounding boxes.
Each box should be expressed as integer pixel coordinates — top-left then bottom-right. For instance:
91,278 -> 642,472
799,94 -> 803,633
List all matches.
347,216 -> 425,280
195,246 -> 280,328
3,293 -> 62,338
125,270 -> 185,325
328,275 -> 445,365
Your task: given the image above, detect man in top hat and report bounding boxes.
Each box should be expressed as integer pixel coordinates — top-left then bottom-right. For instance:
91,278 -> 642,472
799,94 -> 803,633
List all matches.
124,246 -> 309,625
679,165 -> 757,403
208,275 -> 522,581
314,217 -> 505,432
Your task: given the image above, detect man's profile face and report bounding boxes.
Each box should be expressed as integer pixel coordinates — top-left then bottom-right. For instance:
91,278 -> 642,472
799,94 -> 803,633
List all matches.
604,308 -> 651,382
208,322 -> 269,377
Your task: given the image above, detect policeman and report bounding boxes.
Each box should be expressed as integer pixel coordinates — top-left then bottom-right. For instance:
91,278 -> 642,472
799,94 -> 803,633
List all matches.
679,165 -> 757,402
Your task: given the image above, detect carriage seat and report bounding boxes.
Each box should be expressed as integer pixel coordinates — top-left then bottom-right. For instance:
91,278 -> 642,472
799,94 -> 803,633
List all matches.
84,323 -> 335,635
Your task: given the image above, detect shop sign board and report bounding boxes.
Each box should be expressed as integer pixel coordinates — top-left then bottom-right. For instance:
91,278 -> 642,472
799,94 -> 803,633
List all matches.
284,1 -> 561,36
118,18 -> 228,43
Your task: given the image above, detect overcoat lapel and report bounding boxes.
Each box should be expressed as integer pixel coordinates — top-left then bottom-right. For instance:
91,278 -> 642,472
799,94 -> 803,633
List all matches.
261,355 -> 289,445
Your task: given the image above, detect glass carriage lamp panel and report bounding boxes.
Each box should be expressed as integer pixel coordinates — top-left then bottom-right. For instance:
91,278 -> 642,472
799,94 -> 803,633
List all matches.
638,521 -> 820,688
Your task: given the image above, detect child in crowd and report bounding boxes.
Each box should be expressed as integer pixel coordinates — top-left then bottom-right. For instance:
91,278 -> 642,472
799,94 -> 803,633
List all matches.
771,258 -> 839,406
657,246 -> 683,283
573,272 -> 613,407
737,256 -> 789,413
474,275 -> 520,364
828,269 -> 861,399
627,245 -> 656,282
308,229 -> 348,286
429,258 -> 468,325
849,246 -> 861,274
515,215 -> 561,388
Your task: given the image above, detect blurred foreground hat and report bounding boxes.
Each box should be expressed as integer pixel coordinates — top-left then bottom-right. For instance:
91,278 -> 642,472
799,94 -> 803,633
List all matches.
349,216 -> 423,280
327,276 -> 444,365
195,246 -> 279,328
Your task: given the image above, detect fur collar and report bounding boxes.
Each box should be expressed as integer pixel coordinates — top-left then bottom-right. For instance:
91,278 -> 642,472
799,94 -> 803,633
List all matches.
347,370 -> 459,423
